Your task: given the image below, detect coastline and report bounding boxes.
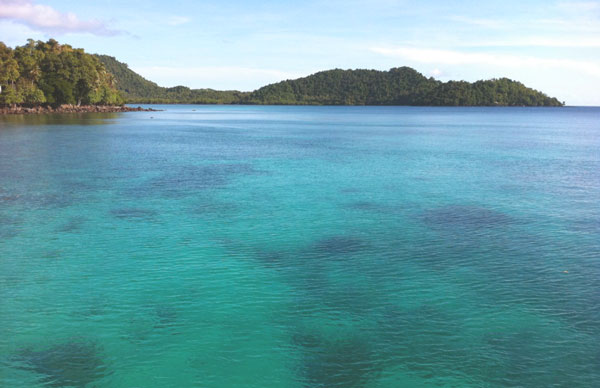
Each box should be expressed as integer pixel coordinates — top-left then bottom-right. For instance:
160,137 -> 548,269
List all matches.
0,104 -> 159,115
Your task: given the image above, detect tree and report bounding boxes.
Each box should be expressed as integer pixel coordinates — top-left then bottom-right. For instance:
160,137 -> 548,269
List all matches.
0,43 -> 20,86
1,39 -> 126,106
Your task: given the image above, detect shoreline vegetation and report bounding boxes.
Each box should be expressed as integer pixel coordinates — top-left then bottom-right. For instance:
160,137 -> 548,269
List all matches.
1,39 -> 564,115
0,104 -> 157,115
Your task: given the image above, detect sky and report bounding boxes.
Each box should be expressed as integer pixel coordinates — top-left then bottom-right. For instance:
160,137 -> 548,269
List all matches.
1,0 -> 599,105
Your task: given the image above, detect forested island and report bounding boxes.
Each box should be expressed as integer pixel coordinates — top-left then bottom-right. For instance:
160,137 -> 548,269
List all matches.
0,39 -> 123,106
99,55 -> 563,106
1,39 -> 564,110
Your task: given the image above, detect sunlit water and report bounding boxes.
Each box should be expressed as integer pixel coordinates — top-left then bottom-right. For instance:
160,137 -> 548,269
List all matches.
1,105 -> 599,387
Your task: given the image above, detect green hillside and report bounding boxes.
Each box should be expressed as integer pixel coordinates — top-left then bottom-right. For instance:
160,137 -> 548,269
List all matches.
95,54 -> 163,100
95,55 -> 248,104
246,67 -> 563,106
96,49 -> 563,107
98,55 -> 563,106
0,39 -> 122,105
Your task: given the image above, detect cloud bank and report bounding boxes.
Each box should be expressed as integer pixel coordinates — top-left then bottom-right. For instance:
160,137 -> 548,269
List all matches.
0,0 -> 120,35
166,16 -> 191,26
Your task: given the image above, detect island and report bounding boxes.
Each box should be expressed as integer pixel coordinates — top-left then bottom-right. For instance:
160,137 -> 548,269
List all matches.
1,39 -> 564,113
98,56 -> 564,107
0,39 -> 155,114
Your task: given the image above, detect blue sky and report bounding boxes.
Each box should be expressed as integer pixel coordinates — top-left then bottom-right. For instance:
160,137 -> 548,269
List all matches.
1,0 -> 599,105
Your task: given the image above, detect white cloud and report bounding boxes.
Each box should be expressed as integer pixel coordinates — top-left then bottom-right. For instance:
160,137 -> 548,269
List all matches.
448,16 -> 506,29
0,0 -> 120,35
371,46 -> 600,77
463,37 -> 600,48
0,20 -> 44,45
557,1 -> 600,12
166,16 -> 191,26
428,68 -> 448,78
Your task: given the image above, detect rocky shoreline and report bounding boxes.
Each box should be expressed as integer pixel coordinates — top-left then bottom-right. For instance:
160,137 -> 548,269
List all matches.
0,104 -> 159,115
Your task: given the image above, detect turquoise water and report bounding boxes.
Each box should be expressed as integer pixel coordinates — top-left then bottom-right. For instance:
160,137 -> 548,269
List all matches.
1,105 -> 599,387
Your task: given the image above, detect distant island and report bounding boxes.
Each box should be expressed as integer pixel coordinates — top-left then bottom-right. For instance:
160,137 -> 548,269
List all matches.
98,55 -> 564,107
1,39 -> 564,111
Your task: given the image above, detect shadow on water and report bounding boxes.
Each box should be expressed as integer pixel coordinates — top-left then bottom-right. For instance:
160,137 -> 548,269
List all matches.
0,113 -> 120,127
12,340 -> 107,387
292,331 -> 378,388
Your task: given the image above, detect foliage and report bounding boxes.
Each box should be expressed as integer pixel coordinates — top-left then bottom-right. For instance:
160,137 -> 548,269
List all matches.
96,55 -> 249,104
246,68 -> 563,106
0,39 -> 123,106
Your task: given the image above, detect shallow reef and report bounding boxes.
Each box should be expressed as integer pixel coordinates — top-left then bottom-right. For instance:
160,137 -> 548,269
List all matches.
13,340 -> 107,387
420,204 -> 514,230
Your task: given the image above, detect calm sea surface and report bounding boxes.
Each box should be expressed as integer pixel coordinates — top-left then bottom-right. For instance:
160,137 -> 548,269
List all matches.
1,105 -> 599,387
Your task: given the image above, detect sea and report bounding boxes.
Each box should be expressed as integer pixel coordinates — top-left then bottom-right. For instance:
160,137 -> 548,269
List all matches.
1,105 -> 599,387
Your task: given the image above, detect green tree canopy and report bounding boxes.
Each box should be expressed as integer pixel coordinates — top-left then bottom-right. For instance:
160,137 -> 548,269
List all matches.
0,39 -> 123,106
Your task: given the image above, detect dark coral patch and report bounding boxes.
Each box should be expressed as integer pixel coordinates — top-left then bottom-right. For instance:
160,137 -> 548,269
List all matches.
154,305 -> 178,329
292,332 -> 376,388
14,340 -> 107,387
56,216 -> 87,233
346,201 -> 382,211
0,213 -> 21,239
570,218 -> 600,234
23,192 -> 75,210
421,205 -> 514,230
312,236 -> 366,255
255,250 -> 289,269
192,201 -> 238,215
136,163 -> 258,198
110,208 -> 157,220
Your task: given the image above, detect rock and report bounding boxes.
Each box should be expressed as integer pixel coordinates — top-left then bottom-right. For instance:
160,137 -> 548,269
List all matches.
0,104 -> 160,115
